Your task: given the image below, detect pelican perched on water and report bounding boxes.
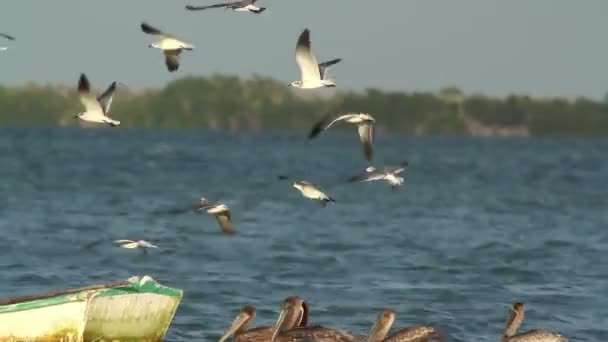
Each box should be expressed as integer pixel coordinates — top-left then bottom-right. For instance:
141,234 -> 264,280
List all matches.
219,297 -> 309,342
348,162 -> 408,190
289,29 -> 342,89
292,181 -> 335,206
74,73 -> 121,127
271,297 -> 360,342
366,309 -> 442,342
309,113 -> 375,162
502,303 -> 567,342
194,198 -> 235,234
141,22 -> 194,72
186,0 -> 266,14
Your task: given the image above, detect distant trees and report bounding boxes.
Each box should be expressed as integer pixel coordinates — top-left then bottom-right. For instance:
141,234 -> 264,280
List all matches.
0,75 -> 607,136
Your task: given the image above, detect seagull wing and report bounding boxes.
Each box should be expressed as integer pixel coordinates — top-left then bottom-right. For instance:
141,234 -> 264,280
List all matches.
97,82 -> 117,114
348,170 -> 385,183
215,211 -> 235,235
0,33 -> 15,41
295,29 -> 321,81
384,161 -> 409,175
308,114 -> 354,138
141,22 -> 165,36
164,49 -> 182,72
185,3 -> 233,10
114,239 -> 135,244
358,123 -> 374,162
78,73 -> 103,113
318,58 -> 342,80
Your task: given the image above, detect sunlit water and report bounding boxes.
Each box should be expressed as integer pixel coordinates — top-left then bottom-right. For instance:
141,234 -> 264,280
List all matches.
0,127 -> 606,341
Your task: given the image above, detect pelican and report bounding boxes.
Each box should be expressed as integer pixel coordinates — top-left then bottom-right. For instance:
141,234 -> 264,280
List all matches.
220,297 -> 308,342
502,303 -> 567,342
292,181 -> 335,205
194,198 -> 235,234
114,240 -> 158,252
74,73 -> 121,127
0,32 -> 15,51
289,29 -> 342,89
366,309 -> 441,342
348,162 -> 408,189
186,0 -> 266,14
271,297 -> 360,342
309,113 -> 375,162
141,22 -> 194,72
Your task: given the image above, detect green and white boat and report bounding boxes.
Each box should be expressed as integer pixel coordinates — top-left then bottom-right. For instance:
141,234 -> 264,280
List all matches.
0,275 -> 183,342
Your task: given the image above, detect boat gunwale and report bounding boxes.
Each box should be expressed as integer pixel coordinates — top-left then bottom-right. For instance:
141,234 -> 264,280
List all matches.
0,281 -> 130,306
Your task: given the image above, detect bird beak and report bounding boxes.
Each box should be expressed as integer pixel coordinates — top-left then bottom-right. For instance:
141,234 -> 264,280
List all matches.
271,306 -> 289,342
219,312 -> 251,342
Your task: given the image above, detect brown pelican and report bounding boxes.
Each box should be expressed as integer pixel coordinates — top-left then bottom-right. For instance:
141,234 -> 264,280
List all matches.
366,309 -> 442,342
194,198 -> 235,234
309,113 -> 375,162
271,297 -> 362,342
502,303 -> 567,342
292,181 -> 335,206
220,297 -> 309,342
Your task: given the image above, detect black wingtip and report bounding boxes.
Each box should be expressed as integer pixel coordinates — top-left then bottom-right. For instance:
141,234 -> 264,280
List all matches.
141,22 -> 162,35
78,73 -> 89,92
277,175 -> 290,180
308,122 -> 324,139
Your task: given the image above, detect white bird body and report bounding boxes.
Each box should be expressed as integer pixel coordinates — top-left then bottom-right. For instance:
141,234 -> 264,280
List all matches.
309,113 -> 375,161
75,74 -> 120,127
349,162 -> 408,189
293,181 -> 335,204
290,29 -> 341,89
114,240 -> 158,249
141,22 -> 194,72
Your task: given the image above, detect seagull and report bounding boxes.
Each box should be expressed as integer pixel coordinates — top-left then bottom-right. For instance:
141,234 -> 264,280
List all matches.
141,22 -> 194,72
186,0 -> 266,14
348,161 -> 408,190
309,113 -> 375,162
74,73 -> 121,127
194,198 -> 235,234
293,181 -> 335,205
0,32 -> 15,51
114,240 -> 158,253
289,29 -> 342,89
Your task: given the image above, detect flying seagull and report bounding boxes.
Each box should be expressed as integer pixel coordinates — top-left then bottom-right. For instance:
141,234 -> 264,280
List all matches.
114,240 -> 158,253
309,113 -> 375,162
141,22 -> 194,72
289,29 -> 342,89
348,161 -> 408,190
0,32 -> 15,51
186,0 -> 266,14
194,198 -> 235,234
74,73 -> 121,127
293,181 -> 335,206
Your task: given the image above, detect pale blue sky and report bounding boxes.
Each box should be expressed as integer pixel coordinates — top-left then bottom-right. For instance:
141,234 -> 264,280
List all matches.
1,0 -> 607,99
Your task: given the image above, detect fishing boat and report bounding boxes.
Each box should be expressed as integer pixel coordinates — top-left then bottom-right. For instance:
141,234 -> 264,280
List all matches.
0,275 -> 183,342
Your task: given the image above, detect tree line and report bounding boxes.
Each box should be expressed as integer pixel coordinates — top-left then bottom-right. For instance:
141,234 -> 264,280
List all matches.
1,75 -> 607,136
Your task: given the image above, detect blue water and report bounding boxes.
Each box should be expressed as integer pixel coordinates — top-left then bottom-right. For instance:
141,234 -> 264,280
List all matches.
0,127 -> 607,341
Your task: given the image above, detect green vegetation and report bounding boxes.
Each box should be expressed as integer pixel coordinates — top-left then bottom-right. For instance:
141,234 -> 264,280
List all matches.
1,74 -> 607,136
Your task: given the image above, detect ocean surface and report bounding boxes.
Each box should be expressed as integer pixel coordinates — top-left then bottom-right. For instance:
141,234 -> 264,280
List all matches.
0,127 -> 607,341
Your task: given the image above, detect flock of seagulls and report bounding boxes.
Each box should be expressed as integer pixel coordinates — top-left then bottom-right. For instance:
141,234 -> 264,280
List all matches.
2,2 -> 569,341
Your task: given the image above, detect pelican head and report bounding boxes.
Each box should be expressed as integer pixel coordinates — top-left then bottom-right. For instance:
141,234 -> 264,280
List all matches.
503,302 -> 525,339
368,309 -> 395,342
272,296 -> 308,342
219,306 -> 256,342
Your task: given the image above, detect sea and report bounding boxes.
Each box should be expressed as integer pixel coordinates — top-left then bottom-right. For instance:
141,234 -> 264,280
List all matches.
0,127 -> 606,341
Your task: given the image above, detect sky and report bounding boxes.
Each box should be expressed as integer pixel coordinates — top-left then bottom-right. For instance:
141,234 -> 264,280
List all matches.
1,0 -> 607,99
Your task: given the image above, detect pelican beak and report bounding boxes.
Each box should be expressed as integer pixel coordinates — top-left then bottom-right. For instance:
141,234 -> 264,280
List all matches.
271,306 -> 289,342
219,311 -> 251,342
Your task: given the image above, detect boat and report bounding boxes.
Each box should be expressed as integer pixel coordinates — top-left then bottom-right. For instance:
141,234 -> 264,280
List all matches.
0,275 -> 183,342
